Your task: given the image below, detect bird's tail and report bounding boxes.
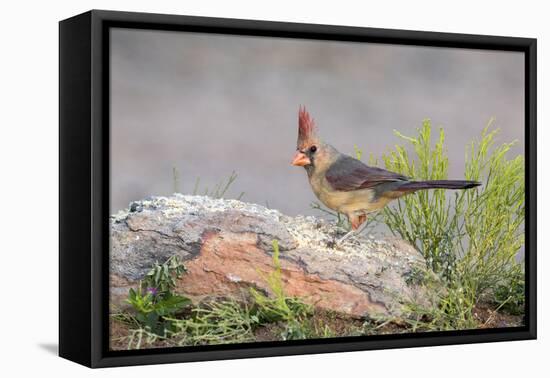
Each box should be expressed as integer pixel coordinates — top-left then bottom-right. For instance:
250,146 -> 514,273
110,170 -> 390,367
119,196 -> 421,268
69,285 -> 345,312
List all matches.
398,180 -> 481,191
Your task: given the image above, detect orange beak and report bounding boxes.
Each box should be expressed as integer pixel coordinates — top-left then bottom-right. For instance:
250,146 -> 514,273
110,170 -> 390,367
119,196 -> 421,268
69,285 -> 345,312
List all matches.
291,151 -> 311,166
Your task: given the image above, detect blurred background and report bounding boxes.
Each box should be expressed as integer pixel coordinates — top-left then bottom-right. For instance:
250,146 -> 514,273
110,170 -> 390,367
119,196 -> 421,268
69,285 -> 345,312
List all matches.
110,28 -> 524,215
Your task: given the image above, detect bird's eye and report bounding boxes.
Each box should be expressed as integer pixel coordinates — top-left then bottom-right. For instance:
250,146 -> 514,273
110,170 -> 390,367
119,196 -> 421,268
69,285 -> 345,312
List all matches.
309,145 -> 317,153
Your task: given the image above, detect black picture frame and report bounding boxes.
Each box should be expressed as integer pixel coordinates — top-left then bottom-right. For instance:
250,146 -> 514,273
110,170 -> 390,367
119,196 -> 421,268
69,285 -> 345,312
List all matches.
59,9 -> 537,368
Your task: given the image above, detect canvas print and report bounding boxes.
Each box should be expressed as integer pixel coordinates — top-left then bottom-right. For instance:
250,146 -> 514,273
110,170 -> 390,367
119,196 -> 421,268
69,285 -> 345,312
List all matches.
108,28 -> 526,351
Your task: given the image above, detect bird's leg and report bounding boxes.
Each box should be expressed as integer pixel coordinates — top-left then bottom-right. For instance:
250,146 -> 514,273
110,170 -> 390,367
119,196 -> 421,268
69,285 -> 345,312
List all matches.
337,214 -> 368,244
355,214 -> 369,235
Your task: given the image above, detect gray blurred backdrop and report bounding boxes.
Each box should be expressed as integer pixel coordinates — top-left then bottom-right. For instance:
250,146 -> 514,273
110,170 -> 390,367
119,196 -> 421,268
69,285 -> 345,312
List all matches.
110,28 -> 524,215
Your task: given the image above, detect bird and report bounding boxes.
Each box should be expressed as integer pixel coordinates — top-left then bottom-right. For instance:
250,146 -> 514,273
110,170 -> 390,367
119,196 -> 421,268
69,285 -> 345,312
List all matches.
291,106 -> 481,243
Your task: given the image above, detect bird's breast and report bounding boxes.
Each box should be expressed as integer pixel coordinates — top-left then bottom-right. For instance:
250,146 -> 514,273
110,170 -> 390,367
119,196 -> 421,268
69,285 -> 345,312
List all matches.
309,174 -> 381,214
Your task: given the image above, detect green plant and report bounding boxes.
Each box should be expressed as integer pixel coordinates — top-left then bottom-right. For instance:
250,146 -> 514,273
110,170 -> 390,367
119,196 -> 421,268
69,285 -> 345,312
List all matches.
398,283 -> 479,332
172,166 -> 180,193
372,120 -> 458,277
354,145 -> 363,161
494,264 -> 525,315
143,255 -> 187,294
167,299 -> 258,346
192,170 -> 245,199
125,326 -> 169,350
369,119 -> 524,328
126,256 -> 191,335
171,167 -> 245,200
456,125 -> 525,299
250,240 -> 313,340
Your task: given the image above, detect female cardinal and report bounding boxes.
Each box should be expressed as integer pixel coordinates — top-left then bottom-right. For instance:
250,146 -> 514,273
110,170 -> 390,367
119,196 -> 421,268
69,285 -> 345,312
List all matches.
291,106 -> 481,243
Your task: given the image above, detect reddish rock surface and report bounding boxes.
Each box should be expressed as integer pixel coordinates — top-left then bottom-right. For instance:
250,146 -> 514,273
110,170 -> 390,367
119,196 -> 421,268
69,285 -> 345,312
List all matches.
177,231 -> 386,316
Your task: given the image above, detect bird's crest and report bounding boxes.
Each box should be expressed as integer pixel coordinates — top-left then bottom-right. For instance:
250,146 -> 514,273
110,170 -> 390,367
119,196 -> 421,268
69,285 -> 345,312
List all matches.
297,106 -> 319,149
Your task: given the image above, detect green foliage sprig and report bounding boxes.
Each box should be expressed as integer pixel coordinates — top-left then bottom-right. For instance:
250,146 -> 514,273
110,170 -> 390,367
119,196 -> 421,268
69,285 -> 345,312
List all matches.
166,299 -> 258,346
171,167 -> 245,200
126,256 -> 191,336
372,120 -> 457,277
250,240 -> 313,340
143,255 -> 187,295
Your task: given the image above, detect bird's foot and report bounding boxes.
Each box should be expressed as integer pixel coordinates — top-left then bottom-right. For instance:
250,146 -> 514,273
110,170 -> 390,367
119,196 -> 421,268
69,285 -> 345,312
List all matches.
336,230 -> 357,245
335,219 -> 370,246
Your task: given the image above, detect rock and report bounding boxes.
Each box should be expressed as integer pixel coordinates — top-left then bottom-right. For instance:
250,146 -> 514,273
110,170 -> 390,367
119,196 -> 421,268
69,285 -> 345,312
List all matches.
110,194 -> 438,318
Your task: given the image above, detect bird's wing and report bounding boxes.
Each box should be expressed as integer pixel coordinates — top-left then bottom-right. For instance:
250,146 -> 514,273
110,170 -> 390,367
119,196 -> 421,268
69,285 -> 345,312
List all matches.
325,155 -> 409,192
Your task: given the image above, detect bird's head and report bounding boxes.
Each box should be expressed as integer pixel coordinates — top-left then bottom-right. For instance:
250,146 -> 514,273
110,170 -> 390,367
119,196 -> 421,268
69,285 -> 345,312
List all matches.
292,106 -> 334,171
